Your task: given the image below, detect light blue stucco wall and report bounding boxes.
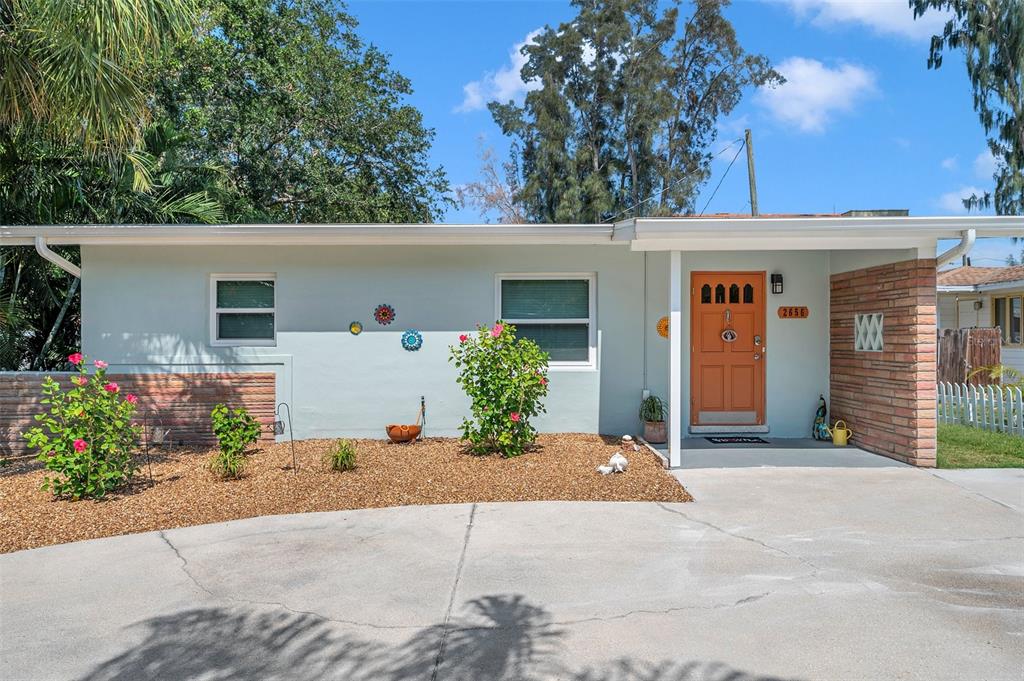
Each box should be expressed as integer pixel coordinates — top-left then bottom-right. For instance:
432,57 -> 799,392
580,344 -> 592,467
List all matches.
81,245 -> 648,439
79,244 -> 873,441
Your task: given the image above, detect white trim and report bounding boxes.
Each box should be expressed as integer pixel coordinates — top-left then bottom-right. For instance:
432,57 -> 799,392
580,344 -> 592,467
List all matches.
209,273 -> 277,347
494,272 -> 598,371
668,251 -> 682,468
2,223 -> 617,246
3,215 -> 1021,247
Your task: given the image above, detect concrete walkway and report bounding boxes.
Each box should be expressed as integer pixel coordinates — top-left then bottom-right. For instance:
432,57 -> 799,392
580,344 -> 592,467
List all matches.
2,467 -> 1022,681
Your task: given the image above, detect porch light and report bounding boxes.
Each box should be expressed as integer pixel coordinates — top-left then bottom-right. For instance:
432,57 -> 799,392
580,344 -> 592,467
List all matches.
770,273 -> 784,295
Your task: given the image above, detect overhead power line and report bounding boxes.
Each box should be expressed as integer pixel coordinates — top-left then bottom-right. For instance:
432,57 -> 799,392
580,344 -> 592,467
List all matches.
604,138 -> 744,223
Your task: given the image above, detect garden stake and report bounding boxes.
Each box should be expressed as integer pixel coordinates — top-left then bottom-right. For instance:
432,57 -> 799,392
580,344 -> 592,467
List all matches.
275,402 -> 297,472
420,395 -> 426,440
141,410 -> 155,485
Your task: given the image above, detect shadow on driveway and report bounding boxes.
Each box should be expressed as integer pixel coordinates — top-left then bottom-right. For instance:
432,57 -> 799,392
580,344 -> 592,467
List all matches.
79,594 -> 800,681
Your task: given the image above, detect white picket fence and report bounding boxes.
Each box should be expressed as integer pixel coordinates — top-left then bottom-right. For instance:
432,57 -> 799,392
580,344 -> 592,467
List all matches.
937,382 -> 1024,436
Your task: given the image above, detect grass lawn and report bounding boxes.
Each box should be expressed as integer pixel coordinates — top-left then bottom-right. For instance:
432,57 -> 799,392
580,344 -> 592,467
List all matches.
937,424 -> 1024,469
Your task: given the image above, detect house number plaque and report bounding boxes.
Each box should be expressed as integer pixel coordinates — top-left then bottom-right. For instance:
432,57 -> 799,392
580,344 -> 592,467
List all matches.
777,306 -> 810,319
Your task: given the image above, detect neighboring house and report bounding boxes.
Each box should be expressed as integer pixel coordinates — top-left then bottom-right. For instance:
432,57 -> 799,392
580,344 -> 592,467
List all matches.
937,264 -> 1024,374
2,215 -> 1021,468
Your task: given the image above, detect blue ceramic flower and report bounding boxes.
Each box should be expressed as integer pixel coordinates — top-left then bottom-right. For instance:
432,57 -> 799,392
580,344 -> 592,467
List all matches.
401,329 -> 423,351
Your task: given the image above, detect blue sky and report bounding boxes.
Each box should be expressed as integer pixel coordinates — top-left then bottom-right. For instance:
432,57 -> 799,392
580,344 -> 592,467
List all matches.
347,0 -> 1020,264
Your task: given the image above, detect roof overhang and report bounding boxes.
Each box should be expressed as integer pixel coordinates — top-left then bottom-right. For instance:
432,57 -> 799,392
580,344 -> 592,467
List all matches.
0,223 -> 618,246
1,215 -> 1020,250
619,215 -> 1024,252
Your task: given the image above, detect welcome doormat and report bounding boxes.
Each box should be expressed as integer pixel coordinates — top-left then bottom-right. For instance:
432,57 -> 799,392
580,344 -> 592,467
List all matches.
705,436 -> 769,444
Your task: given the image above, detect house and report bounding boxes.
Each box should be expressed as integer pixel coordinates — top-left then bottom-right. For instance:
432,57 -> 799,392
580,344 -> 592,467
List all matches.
3,215 -> 1021,468
937,263 -> 1024,374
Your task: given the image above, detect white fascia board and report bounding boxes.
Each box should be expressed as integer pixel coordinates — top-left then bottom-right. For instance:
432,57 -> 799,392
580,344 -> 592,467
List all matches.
937,285 -> 977,293
632,215 -> 1024,242
630,235 -> 936,253
0,223 -> 619,246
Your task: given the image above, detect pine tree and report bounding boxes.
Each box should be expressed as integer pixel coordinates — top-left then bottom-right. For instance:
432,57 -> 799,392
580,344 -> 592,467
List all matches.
487,0 -> 781,223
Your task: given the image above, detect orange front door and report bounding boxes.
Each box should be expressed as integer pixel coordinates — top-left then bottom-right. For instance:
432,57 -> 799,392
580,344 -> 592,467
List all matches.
690,272 -> 766,427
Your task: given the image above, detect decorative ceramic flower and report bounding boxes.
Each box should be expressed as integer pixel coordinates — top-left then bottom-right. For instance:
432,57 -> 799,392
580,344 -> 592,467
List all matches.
374,304 -> 396,325
401,329 -> 423,352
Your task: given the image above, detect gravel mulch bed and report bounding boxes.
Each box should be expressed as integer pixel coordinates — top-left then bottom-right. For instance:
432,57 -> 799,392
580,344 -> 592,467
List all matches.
0,434 -> 690,553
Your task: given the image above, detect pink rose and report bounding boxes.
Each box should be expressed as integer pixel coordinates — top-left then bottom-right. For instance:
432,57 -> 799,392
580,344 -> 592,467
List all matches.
73,439 -> 87,453
71,375 -> 86,386
539,377 -> 548,386
93,360 -> 108,369
509,412 -> 521,422
68,353 -> 83,365
103,382 -> 119,393
125,394 -> 138,404
491,323 -> 504,338
459,334 -> 468,343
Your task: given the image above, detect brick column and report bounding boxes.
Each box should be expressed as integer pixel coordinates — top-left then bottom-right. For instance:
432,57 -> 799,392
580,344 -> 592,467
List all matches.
830,259 -> 937,466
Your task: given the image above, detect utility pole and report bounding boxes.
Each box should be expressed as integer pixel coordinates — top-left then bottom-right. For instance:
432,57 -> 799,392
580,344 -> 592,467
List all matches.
744,128 -> 758,216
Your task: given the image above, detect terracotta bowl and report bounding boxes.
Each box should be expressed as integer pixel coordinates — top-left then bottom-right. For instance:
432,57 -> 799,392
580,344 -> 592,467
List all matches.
386,424 -> 421,443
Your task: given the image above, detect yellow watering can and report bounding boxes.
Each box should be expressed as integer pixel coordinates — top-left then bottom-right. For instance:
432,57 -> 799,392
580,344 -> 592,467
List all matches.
828,420 -> 853,446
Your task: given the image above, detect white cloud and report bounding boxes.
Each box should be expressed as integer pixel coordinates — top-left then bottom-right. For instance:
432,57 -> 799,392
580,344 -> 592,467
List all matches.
455,29 -> 542,113
774,0 -> 949,40
940,156 -> 957,171
937,185 -> 985,213
755,57 -> 876,133
973,149 -> 998,179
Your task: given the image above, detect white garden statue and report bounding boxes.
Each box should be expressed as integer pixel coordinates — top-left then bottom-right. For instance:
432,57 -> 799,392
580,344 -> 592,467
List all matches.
597,452 -> 629,475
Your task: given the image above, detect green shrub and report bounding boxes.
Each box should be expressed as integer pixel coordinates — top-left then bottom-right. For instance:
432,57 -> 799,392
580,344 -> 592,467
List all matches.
209,404 -> 262,479
449,321 -> 549,457
23,353 -> 141,500
326,439 -> 357,471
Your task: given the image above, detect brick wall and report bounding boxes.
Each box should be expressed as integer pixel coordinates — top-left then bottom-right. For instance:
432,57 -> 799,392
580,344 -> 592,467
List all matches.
1,372 -> 275,457
830,259 -> 937,466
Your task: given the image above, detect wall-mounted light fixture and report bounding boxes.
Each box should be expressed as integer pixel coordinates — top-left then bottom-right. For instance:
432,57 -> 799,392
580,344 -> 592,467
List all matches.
770,273 -> 784,295
973,300 -> 983,311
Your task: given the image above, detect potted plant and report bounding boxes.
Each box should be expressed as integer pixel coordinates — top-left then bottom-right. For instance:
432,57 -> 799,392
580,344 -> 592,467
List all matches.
639,395 -> 668,444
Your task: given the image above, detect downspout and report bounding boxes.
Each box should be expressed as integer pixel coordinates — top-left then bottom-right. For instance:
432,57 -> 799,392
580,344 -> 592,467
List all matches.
936,229 -> 976,267
34,236 -> 81,278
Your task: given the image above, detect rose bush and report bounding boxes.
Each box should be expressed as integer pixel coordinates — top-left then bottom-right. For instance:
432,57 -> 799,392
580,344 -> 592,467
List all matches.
449,321 -> 549,457
23,353 -> 141,500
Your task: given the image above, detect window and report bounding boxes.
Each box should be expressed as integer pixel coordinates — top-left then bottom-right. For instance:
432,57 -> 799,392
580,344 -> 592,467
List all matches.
497,274 -> 596,367
210,275 -> 276,346
993,294 -> 1023,346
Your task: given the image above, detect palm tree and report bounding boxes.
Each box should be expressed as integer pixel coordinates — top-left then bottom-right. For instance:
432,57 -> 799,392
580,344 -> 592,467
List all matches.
0,0 -> 197,152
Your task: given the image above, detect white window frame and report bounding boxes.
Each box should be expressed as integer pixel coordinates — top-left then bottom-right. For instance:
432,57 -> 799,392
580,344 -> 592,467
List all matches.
209,273 -> 277,347
494,273 -> 597,371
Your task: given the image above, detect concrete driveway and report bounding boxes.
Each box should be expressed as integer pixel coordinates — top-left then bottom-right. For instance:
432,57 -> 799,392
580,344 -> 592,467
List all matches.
2,466 -> 1022,681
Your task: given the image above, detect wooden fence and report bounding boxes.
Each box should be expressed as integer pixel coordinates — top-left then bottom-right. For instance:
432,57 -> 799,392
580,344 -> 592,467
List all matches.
937,382 -> 1024,436
936,327 -> 1002,385
937,327 -> 1003,385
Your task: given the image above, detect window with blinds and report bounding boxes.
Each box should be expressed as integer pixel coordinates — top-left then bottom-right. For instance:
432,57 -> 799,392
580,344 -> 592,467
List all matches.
498,275 -> 595,365
211,275 -> 276,345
